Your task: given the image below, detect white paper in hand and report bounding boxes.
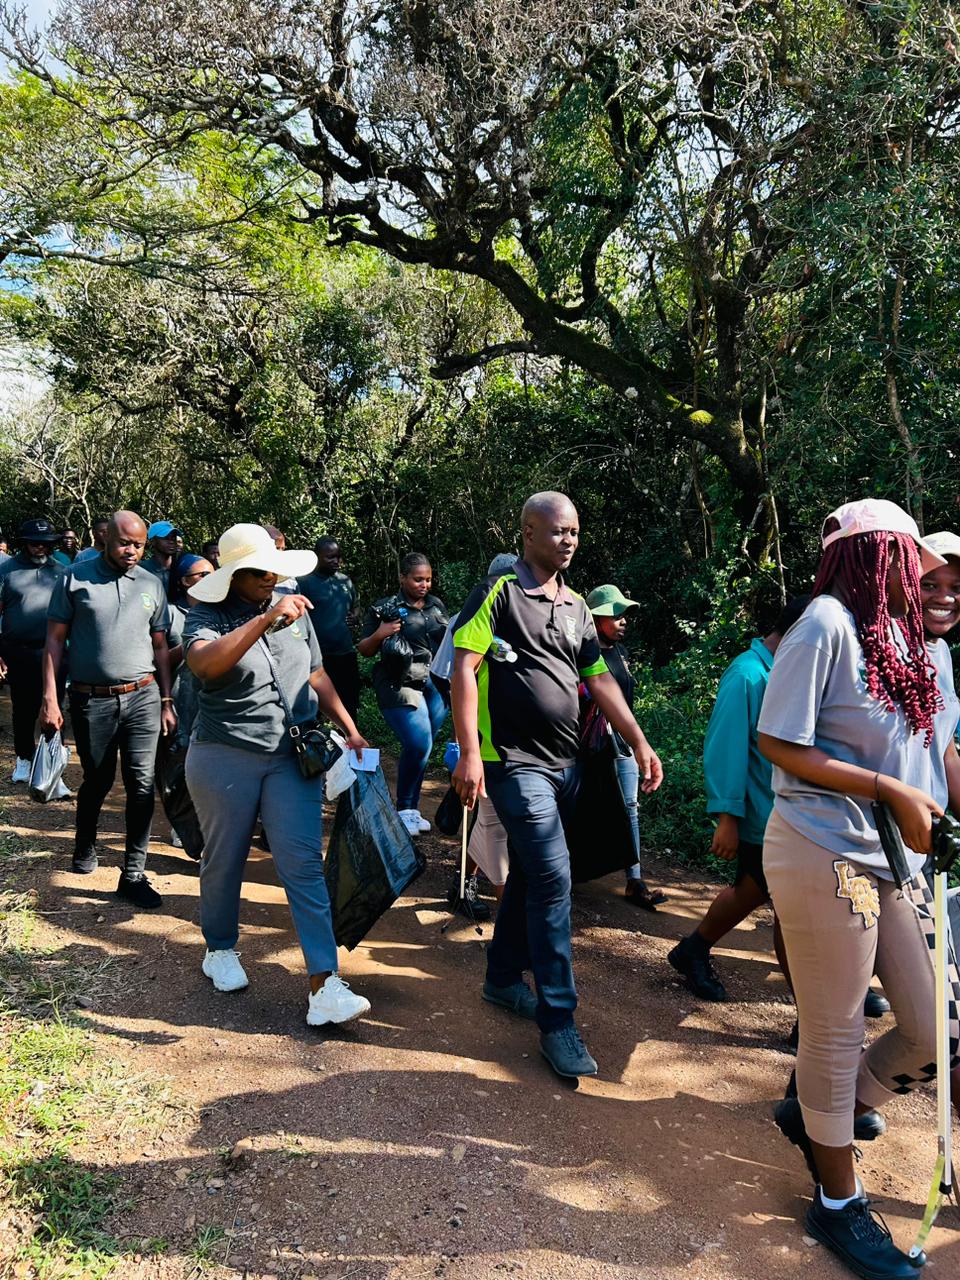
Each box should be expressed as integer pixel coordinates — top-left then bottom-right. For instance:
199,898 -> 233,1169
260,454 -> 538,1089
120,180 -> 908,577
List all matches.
350,748 -> 380,772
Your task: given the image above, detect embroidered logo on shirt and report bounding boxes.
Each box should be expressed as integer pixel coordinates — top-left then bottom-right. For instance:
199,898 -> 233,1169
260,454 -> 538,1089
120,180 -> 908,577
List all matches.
564,615 -> 578,643
140,593 -> 154,611
290,623 -> 301,637
834,860 -> 880,929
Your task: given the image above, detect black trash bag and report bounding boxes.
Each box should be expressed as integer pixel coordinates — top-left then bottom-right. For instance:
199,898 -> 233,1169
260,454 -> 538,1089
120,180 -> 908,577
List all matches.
434,784 -> 464,837
325,767 -> 426,949
156,738 -> 204,860
380,630 -> 414,687
566,736 -> 636,883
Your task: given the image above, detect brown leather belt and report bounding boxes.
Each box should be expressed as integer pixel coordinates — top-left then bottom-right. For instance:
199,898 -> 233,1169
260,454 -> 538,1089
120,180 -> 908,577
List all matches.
71,674 -> 155,697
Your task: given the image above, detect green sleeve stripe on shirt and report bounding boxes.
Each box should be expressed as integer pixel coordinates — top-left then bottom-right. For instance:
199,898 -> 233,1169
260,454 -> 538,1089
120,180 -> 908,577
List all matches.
476,663 -> 502,763
579,657 -> 608,678
453,575 -> 513,653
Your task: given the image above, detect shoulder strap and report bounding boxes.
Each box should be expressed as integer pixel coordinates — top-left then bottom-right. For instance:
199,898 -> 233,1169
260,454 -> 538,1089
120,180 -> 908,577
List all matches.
257,636 -> 297,734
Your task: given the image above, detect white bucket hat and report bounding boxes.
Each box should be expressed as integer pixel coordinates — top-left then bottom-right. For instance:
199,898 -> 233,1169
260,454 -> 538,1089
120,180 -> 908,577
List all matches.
821,499 -> 946,576
188,523 -> 317,603
925,531 -> 960,564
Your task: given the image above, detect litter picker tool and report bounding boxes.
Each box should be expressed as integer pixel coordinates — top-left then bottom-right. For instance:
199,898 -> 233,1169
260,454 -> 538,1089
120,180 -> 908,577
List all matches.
873,802 -> 960,1258
441,796 -> 483,937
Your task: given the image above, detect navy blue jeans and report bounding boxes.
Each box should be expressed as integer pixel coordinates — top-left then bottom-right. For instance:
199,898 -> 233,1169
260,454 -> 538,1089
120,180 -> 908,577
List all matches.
381,679 -> 448,811
484,761 -> 580,1032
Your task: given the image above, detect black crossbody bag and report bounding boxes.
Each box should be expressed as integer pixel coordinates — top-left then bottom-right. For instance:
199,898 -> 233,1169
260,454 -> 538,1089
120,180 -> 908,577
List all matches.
258,637 -> 343,780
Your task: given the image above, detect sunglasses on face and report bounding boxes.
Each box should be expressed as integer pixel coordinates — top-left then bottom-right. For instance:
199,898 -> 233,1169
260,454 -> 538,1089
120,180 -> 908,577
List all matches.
243,568 -> 275,579
183,570 -> 211,581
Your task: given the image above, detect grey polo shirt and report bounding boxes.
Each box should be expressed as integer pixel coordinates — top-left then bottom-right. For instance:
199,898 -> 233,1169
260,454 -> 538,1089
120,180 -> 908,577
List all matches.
759,593 -> 956,879
183,592 -> 324,754
295,570 -> 358,656
0,554 -> 65,646
47,554 -> 170,684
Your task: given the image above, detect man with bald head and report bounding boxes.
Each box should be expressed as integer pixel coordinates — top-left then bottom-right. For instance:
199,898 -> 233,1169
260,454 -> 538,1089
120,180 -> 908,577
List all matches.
42,510 -> 177,908
452,491 -> 664,1078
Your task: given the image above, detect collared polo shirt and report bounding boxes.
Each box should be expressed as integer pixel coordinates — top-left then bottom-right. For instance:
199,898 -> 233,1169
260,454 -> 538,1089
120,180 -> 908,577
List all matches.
142,558 -> 171,592
703,637 -> 775,845
454,559 -> 607,768
47,554 -> 170,684
0,554 -> 65,646
296,570 -> 358,656
183,592 -> 323,753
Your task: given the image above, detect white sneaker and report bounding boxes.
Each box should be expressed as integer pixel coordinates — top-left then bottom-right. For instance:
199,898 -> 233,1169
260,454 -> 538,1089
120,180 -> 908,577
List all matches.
169,830 -> 183,848
398,808 -> 423,836
202,949 -> 249,992
413,810 -> 431,832
306,974 -> 370,1026
11,758 -> 31,784
51,778 -> 72,800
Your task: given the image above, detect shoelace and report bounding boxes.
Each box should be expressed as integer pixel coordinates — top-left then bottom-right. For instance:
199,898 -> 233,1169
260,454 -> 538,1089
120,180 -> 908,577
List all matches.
845,1199 -> 893,1247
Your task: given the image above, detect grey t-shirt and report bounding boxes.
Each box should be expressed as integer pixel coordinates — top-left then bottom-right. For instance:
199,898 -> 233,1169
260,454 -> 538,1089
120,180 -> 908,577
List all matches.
759,593 -> 955,878
47,554 -> 170,684
0,554 -> 65,646
183,593 -> 323,753
295,570 -> 358,656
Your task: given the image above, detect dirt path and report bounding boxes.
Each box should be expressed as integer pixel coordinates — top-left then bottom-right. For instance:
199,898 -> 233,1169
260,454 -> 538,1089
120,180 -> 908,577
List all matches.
2,743 -> 959,1280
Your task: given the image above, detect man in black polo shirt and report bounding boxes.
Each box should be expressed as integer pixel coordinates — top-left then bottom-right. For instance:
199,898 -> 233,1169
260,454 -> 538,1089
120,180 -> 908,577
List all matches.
296,537 -> 360,719
0,519 -> 67,784
41,510 -> 177,908
452,491 -> 663,1078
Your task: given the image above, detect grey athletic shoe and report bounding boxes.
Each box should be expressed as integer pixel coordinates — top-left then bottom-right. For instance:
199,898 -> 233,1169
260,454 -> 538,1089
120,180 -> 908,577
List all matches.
540,1024 -> 598,1078
482,979 -> 538,1020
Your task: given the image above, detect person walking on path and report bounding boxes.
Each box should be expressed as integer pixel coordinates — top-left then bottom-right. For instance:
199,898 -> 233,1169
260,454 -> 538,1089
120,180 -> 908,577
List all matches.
359,553 -> 449,837
0,519 -> 67,786
758,499 -> 960,1279
40,510 -> 177,908
296,537 -> 360,720
183,523 -> 372,1027
75,518 -> 109,564
51,529 -> 78,566
668,596 -> 811,1003
451,491 -> 664,1080
585,584 -> 667,912
142,519 -> 184,597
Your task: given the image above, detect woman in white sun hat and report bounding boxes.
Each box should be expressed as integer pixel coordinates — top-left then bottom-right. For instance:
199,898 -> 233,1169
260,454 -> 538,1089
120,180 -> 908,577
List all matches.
183,523 -> 373,1028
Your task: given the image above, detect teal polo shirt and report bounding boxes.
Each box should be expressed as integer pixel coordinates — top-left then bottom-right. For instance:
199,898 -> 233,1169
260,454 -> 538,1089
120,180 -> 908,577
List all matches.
702,637 -> 775,845
0,554 -> 65,646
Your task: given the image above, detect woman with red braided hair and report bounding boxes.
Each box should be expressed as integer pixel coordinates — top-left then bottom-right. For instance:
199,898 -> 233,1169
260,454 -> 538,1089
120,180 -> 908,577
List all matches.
758,499 -> 960,1280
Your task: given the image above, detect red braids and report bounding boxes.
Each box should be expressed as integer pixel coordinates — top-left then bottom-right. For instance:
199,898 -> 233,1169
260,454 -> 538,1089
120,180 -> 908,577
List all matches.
813,531 -> 941,745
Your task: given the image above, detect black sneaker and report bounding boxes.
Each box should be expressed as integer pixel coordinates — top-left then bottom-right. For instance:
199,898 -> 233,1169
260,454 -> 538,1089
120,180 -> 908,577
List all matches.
668,935 -> 727,1001
116,872 -> 162,909
446,873 -> 491,922
71,846 -> 98,875
864,989 -> 891,1019
805,1187 -> 922,1279
774,1096 -> 820,1183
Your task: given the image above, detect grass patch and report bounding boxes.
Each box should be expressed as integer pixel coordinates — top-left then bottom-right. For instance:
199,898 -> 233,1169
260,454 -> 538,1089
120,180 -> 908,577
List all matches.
0,826 -> 175,1279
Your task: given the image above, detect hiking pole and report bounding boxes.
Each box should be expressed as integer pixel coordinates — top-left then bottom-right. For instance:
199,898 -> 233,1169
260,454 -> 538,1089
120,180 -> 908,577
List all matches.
874,803 -> 960,1257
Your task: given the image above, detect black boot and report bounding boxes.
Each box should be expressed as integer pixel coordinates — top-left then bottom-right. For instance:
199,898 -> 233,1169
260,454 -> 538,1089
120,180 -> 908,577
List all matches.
667,934 -> 727,1001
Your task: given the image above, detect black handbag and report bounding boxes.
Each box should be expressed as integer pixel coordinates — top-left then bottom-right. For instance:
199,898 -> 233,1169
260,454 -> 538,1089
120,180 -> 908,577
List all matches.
259,637 -> 343,779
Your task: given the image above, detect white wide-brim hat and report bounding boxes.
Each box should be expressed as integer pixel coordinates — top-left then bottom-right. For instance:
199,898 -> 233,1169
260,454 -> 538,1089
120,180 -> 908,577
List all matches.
189,523 -> 317,603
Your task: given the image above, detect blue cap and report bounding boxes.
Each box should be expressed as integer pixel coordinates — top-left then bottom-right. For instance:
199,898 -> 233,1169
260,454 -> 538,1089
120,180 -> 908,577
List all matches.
147,520 -> 183,539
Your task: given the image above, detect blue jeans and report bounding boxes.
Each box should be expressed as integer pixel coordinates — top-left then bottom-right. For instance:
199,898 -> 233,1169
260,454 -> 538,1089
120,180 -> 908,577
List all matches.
186,740 -> 338,975
381,679 -> 448,811
615,753 -> 643,881
484,761 -> 580,1032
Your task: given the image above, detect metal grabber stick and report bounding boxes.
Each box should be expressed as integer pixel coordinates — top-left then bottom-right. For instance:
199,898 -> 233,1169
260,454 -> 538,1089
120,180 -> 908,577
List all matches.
909,859 -> 953,1260
873,800 -> 958,1259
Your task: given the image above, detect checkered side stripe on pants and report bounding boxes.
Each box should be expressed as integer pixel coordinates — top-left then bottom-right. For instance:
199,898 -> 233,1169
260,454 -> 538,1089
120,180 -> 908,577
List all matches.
889,875 -> 960,1094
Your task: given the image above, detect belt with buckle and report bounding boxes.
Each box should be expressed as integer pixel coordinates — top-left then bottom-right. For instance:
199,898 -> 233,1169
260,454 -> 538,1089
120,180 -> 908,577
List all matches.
71,674 -> 155,697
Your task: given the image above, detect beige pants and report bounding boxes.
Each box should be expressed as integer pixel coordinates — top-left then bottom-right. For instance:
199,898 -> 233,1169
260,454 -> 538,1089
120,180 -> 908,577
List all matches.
764,809 -> 960,1147
468,795 -> 509,886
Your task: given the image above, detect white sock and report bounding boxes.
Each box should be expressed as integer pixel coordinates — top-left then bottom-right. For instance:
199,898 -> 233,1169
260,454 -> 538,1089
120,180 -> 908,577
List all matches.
819,1178 -> 864,1211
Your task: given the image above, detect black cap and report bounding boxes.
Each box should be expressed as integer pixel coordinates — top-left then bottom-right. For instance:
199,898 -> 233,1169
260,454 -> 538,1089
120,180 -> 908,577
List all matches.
17,518 -> 61,544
